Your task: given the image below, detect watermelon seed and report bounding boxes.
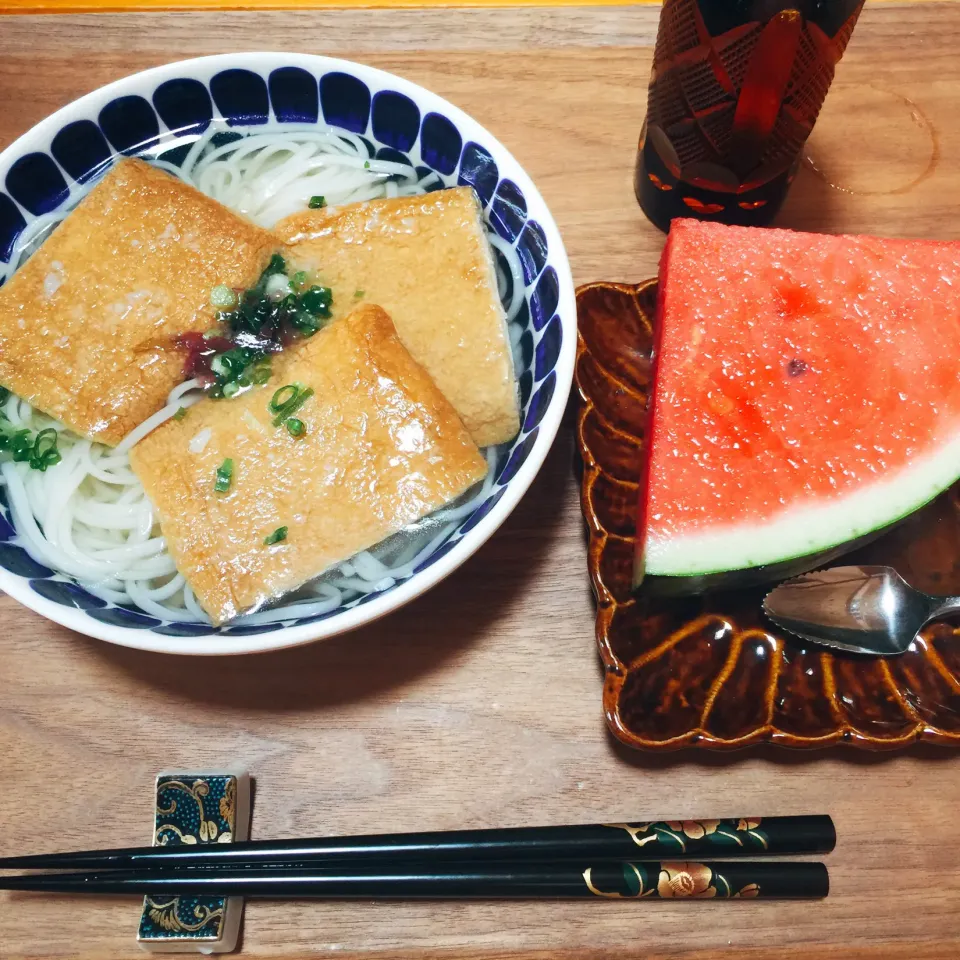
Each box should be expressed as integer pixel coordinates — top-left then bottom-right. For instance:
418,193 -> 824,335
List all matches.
787,359 -> 807,377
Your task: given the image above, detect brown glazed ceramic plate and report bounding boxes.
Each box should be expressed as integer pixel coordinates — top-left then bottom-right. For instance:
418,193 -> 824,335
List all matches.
576,279 -> 960,751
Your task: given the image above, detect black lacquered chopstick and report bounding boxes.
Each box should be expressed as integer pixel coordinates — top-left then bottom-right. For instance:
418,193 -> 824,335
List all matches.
0,816 -> 833,871
0,860 -> 828,900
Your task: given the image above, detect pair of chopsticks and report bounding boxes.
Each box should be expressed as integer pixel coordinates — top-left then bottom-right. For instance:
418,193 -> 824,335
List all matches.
0,816 -> 833,900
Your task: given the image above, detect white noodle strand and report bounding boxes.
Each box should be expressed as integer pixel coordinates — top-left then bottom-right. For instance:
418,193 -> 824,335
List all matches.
487,232 -> 526,323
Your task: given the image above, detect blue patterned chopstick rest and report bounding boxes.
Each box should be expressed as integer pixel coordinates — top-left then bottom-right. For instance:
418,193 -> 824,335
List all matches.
138,773 -> 251,954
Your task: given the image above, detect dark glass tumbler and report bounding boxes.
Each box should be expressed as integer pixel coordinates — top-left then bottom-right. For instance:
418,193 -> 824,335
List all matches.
636,0 -> 865,231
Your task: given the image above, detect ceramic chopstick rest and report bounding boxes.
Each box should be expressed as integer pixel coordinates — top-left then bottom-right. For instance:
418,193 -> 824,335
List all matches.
138,772 -> 251,954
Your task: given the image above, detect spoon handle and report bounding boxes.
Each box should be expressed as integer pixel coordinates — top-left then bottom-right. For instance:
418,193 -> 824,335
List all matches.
926,596 -> 960,623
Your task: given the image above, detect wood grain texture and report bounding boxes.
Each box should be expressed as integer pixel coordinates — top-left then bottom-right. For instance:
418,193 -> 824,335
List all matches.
0,0 -> 649,10
1,4 -> 959,958
0,0 -> 930,12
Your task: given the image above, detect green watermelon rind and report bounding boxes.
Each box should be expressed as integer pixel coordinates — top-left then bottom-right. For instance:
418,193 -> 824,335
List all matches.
637,459 -> 958,596
638,526 -> 890,597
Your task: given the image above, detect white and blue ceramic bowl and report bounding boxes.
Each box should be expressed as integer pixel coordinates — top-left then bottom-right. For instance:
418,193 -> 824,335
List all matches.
0,53 -> 575,655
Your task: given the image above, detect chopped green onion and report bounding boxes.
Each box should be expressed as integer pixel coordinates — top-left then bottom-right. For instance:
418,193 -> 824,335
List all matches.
31,428 -> 61,471
209,347 -> 271,399
263,253 -> 287,277
292,311 -> 323,336
300,285 -> 332,317
34,428 -> 57,454
285,417 -> 305,437
308,195 -> 326,209
354,289 -> 365,299
0,421 -> 62,472
246,361 -> 272,386
7,430 -> 32,461
214,458 -> 234,493
173,406 -> 188,422
201,256 -> 339,396
363,160 -> 371,169
264,526 -> 288,546
269,383 -> 314,426
269,384 -> 299,412
210,284 -> 238,309
213,259 -> 334,355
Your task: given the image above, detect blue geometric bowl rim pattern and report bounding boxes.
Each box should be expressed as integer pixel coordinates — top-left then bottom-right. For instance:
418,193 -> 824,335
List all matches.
0,53 -> 576,655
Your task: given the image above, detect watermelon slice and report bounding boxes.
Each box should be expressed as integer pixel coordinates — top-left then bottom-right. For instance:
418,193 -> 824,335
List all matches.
637,219 -> 960,594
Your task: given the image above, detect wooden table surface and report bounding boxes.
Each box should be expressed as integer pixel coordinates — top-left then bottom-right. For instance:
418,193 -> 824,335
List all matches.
1,4 -> 959,958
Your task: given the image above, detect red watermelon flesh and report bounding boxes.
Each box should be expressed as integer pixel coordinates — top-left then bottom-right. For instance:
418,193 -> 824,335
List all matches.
637,218 -> 960,588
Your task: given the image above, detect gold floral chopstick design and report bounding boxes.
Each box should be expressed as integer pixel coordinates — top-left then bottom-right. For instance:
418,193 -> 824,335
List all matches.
603,818 -> 775,854
584,861 -> 776,899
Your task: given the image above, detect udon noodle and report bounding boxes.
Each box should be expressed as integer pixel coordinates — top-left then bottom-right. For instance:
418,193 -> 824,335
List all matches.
0,124 -> 525,626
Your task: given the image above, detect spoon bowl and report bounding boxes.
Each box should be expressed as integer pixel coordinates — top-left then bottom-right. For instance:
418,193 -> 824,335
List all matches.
762,565 -> 960,656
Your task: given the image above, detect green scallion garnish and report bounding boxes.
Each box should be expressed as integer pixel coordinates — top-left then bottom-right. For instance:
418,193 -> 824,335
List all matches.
354,289 -> 365,299
269,384 -> 299,411
7,430 -> 32,461
202,257 -> 340,398
0,419 -> 62,472
32,428 -> 61,471
214,458 -> 234,493
263,253 -> 287,277
308,195 -> 326,209
363,160 -> 371,169
210,284 -> 238,309
173,406 -> 188,422
300,285 -> 332,317
268,383 -> 314,427
285,417 -> 305,437
292,311 -> 323,336
207,257 -> 335,365
207,347 -> 272,399
246,361 -> 272,386
264,526 -> 288,546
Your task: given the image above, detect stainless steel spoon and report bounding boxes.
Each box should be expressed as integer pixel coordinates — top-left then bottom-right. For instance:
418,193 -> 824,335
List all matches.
762,565 -> 960,656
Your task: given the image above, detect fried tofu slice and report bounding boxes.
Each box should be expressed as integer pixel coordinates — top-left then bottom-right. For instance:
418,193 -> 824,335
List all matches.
0,158 -> 277,446
130,304 -> 488,625
276,186 -> 520,448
